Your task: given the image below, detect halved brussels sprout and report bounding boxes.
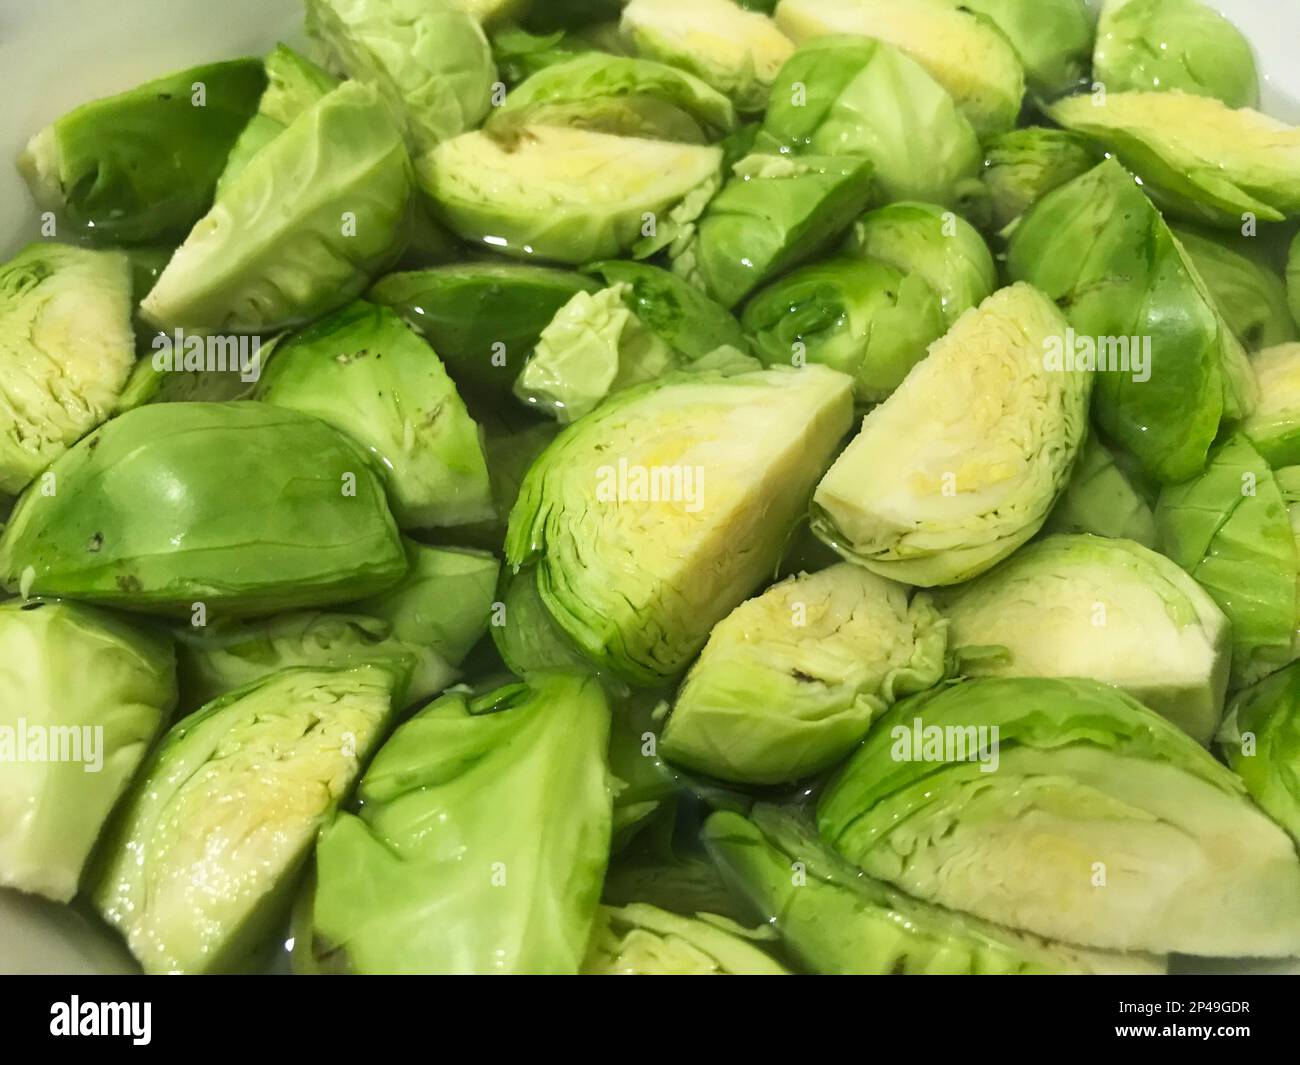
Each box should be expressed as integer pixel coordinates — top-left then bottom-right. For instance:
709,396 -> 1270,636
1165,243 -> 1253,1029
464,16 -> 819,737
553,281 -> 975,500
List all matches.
706,806 -> 1167,974
583,903 -> 788,974
306,0 -> 495,153
0,601 -> 175,902
660,564 -> 946,784
502,366 -> 853,684
1095,0 -> 1258,109
620,0 -> 794,113
488,53 -> 736,142
142,82 -> 414,333
1049,91 -> 1300,227
1174,226 -> 1296,351
818,676 -> 1300,956
255,301 -> 493,529
1007,158 -> 1254,483
93,663 -> 402,974
1244,344 -> 1300,466
773,0 -> 1026,135
0,243 -> 135,495
842,202 -> 996,326
1219,661 -> 1300,848
667,153 -> 875,309
18,60 -> 266,245
0,402 -> 407,618
1156,434 -> 1298,688
812,284 -> 1091,587
1045,435 -> 1158,548
741,256 -> 946,403
981,127 -> 1098,233
420,125 -> 723,264
304,674 -> 612,974
937,533 -> 1231,742
369,264 -> 599,401
760,36 -> 982,210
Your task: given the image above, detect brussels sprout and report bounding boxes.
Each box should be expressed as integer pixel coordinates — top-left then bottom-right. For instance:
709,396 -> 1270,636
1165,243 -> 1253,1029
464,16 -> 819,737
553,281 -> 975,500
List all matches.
1049,92 -> 1300,228
660,564 -> 946,785
706,806 -> 1167,974
760,37 -> 982,210
842,202 -> 996,327
142,82 -> 414,334
502,366 -> 853,684
812,284 -> 1090,587
18,60 -> 266,245
0,402 -> 407,618
0,243 -> 135,495
667,153 -> 875,309
1219,662 -> 1300,848
1156,434 -> 1298,688
1244,344 -> 1300,467
937,534 -> 1230,742
303,674 -> 612,974
1045,435 -> 1158,548
620,0 -> 794,114
1007,159 -> 1254,484
742,257 -> 946,403
420,126 -> 723,264
368,264 -> 599,401
306,0 -> 495,153
1095,0 -> 1258,109
93,663 -> 402,974
1173,226 -> 1296,351
583,903 -> 789,974
489,54 -> 736,142
818,676 -> 1300,956
773,0 -> 1026,136
981,127 -> 1098,233
255,301 -> 493,529
0,601 -> 175,902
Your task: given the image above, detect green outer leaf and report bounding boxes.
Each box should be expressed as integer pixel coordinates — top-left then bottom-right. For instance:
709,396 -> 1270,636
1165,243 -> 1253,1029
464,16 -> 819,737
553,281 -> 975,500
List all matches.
1219,661 -> 1300,847
1243,343 -> 1300,466
1045,435 -> 1158,547
1174,226 -> 1297,352
981,127 -> 1098,233
582,902 -> 789,974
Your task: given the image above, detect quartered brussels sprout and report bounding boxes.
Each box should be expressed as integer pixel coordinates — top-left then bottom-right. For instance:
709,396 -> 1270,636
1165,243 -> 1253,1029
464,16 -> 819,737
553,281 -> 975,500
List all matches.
142,81 -> 414,333
1244,344 -> 1300,466
1007,158 -> 1255,484
742,256 -> 946,403
620,0 -> 794,114
583,903 -> 788,975
255,301 -> 493,529
420,125 -> 723,264
760,36 -> 982,210
93,663 -> 403,974
303,674 -> 612,974
841,202 -> 995,327
1094,0 -> 1258,109
1045,435 -> 1158,548
0,601 -> 175,902
369,264 -> 599,401
937,534 -> 1231,743
0,243 -> 135,495
1174,226 -> 1296,351
981,127 -> 1097,234
706,806 -> 1166,975
306,0 -> 496,153
773,0 -> 1026,136
666,153 -> 875,309
500,366 -> 853,685
1219,661 -> 1300,848
812,284 -> 1091,587
488,53 -> 737,142
818,676 -> 1300,956
1049,91 -> 1300,228
0,402 -> 407,618
1156,434 -> 1298,688
660,564 -> 947,784
18,59 -> 265,245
